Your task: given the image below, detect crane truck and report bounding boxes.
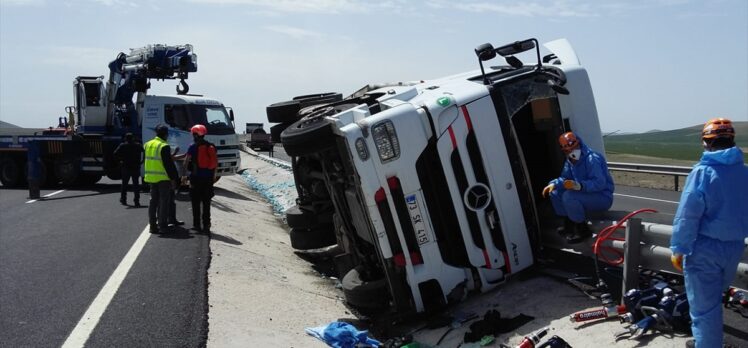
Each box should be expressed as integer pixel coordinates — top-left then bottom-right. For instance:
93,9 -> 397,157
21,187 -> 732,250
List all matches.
0,44 -> 241,188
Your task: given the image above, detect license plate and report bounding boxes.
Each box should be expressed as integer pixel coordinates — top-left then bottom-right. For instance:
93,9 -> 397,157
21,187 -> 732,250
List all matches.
405,194 -> 429,245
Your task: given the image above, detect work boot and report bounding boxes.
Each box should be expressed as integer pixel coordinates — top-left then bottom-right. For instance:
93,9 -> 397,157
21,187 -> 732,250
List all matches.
169,220 -> 185,227
557,217 -> 575,238
134,201 -> 141,208
566,222 -> 592,244
685,339 -> 694,348
120,197 -> 127,205
201,223 -> 211,234
192,220 -> 202,232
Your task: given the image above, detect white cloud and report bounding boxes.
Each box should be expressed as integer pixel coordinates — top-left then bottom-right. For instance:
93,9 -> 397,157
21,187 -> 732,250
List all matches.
0,0 -> 45,6
264,25 -> 325,40
90,0 -> 139,7
427,0 -> 699,18
183,0 -> 370,13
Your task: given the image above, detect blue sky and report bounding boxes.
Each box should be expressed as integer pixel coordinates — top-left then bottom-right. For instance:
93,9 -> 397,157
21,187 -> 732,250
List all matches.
1,0 -> 746,133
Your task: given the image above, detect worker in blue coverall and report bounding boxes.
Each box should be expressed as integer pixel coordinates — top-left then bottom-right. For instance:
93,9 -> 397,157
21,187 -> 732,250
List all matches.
670,118 -> 748,348
542,132 -> 615,244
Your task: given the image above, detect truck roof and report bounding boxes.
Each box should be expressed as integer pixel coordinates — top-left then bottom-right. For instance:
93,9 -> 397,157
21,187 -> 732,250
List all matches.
146,94 -> 223,106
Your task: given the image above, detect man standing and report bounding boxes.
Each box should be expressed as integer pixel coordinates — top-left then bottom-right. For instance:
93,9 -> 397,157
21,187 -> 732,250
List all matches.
182,124 -> 217,234
542,132 -> 615,243
670,118 -> 748,348
113,132 -> 144,207
143,125 -> 179,234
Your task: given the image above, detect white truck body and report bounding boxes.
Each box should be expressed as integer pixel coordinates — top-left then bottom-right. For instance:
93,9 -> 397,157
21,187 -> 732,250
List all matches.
279,38 -> 606,314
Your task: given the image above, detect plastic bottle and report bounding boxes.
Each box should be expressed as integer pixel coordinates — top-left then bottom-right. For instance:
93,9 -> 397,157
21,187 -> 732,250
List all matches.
516,327 -> 549,348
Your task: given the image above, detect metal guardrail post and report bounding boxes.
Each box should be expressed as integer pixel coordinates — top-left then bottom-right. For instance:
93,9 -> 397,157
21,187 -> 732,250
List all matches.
27,140 -> 41,199
607,162 -> 692,191
622,218 -> 642,294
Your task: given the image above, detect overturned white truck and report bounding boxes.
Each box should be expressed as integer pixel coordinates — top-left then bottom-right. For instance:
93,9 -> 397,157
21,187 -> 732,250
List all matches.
270,38 -> 607,314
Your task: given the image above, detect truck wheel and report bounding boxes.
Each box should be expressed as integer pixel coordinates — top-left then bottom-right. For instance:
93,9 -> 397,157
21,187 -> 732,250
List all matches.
270,123 -> 292,143
294,92 -> 343,107
0,158 -> 24,187
266,101 -> 302,124
54,159 -> 80,185
75,173 -> 102,186
281,103 -> 357,157
342,266 -> 388,309
267,93 -> 343,124
289,225 -> 337,250
286,204 -> 318,229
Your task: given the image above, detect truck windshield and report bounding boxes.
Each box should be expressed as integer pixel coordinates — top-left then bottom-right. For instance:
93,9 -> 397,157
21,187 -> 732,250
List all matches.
165,104 -> 235,135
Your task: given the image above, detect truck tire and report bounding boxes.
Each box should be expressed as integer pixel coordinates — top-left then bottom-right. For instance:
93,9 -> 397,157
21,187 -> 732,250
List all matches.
280,103 -> 357,157
267,93 -> 343,124
0,158 -> 24,187
294,92 -> 343,106
75,173 -> 102,186
270,123 -> 292,143
342,266 -> 388,309
266,101 -> 302,124
285,204 -> 318,229
289,225 -> 337,250
54,159 -> 80,185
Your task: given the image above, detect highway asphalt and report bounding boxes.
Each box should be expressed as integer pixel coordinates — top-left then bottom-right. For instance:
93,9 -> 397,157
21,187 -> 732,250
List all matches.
0,181 -> 209,347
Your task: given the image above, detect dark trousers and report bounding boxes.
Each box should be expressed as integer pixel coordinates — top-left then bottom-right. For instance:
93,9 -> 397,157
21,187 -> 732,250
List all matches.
190,177 -> 214,229
149,181 -> 172,230
120,167 -> 141,203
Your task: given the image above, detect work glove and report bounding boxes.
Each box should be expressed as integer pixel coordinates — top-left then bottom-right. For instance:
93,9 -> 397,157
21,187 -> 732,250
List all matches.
563,180 -> 582,191
670,253 -> 683,272
542,183 -> 555,198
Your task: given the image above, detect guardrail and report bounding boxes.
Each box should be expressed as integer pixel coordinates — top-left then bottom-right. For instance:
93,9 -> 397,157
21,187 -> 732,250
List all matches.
607,162 -> 693,191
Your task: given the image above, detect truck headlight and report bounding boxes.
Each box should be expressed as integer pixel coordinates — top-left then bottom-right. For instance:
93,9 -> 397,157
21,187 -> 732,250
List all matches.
355,137 -> 369,161
372,120 -> 399,162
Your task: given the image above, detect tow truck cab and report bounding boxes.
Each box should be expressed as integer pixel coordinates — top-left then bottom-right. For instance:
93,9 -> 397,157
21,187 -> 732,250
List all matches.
73,75 -> 241,177
280,38 -> 605,314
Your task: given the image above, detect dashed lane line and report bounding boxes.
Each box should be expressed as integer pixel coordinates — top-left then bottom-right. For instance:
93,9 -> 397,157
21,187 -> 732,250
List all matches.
61,225 -> 152,348
25,189 -> 66,204
614,192 -> 679,204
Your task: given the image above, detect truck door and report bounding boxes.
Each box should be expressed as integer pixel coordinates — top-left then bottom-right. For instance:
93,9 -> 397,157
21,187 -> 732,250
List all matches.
73,77 -> 107,130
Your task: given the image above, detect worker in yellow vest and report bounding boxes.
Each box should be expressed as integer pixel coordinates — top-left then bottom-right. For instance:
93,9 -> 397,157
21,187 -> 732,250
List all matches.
143,124 -> 180,234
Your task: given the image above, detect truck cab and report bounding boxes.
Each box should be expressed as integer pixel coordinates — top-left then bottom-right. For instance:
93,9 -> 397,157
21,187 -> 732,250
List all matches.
140,95 -> 240,177
72,76 -> 241,179
276,38 -> 605,314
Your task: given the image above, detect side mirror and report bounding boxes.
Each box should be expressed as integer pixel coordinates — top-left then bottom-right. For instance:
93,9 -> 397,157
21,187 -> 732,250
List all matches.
229,109 -> 235,121
475,43 -> 497,61
495,39 -> 536,57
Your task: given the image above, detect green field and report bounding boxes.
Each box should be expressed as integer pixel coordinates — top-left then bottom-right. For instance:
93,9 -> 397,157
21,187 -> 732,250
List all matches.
604,121 -> 748,161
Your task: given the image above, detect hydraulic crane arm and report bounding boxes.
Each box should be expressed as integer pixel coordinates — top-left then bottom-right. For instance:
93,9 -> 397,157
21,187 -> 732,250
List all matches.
107,44 -> 197,106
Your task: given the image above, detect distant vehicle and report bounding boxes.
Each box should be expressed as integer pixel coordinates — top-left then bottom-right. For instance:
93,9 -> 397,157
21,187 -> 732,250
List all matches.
0,44 -> 241,187
268,38 -> 605,314
245,123 -> 273,151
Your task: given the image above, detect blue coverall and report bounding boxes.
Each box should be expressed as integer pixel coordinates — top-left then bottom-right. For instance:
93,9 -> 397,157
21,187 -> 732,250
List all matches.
671,146 -> 748,347
549,139 -> 615,222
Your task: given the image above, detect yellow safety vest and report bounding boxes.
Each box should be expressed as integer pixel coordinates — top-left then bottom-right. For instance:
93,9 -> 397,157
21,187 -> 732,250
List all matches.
143,137 -> 170,183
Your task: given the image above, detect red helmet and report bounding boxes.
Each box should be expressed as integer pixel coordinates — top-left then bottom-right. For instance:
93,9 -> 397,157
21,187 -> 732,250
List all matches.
558,132 -> 580,153
191,124 -> 207,136
702,118 -> 734,140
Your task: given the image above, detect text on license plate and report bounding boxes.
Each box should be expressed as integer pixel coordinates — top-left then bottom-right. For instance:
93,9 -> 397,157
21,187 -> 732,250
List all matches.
405,194 -> 429,245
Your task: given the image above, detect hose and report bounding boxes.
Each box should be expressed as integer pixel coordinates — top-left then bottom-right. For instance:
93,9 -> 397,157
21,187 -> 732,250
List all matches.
592,208 -> 658,266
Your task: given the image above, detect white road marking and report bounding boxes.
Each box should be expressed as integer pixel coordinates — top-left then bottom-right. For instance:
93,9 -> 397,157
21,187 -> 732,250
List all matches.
25,189 -> 65,204
614,193 -> 679,204
62,226 -> 153,348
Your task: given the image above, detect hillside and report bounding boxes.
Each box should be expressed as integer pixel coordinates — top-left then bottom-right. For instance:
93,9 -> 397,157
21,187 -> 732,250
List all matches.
604,121 -> 748,161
